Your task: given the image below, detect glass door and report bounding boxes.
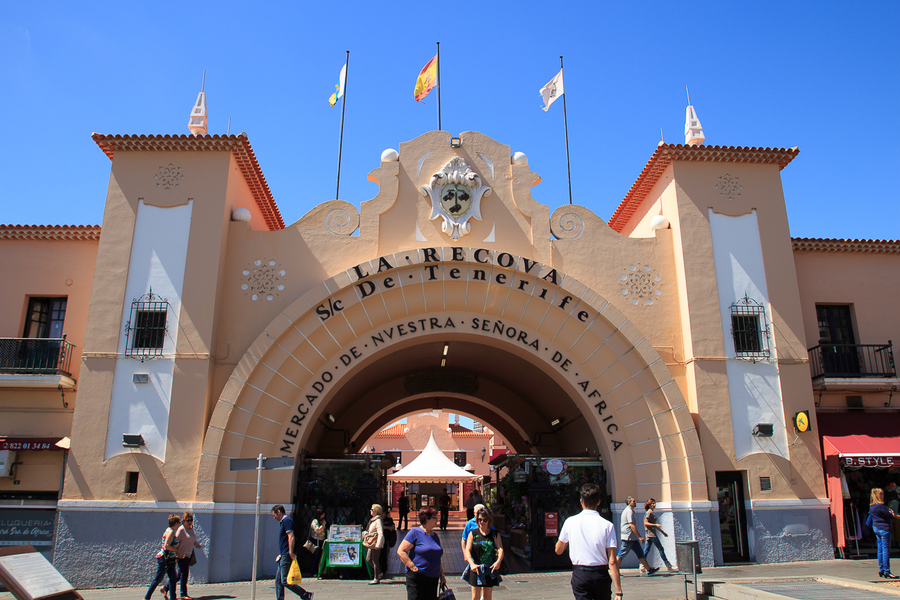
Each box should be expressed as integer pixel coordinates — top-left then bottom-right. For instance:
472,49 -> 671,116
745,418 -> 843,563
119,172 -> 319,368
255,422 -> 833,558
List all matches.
716,471 -> 750,562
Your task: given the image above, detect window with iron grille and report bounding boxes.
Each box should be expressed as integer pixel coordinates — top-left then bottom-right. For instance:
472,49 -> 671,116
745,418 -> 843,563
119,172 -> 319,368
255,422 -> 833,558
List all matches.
730,294 -> 769,359
125,292 -> 169,360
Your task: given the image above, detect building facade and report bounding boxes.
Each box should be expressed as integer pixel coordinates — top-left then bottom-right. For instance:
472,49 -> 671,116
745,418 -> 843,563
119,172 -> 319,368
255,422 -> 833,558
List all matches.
1,129 -> 895,587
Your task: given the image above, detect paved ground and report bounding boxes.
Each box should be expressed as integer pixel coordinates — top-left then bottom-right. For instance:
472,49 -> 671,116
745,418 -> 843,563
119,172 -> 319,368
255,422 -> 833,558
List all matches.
3,558 -> 899,600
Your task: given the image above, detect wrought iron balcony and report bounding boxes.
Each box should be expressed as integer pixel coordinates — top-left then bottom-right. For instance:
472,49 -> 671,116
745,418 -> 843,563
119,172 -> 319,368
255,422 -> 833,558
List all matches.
808,341 -> 895,380
0,337 -> 74,376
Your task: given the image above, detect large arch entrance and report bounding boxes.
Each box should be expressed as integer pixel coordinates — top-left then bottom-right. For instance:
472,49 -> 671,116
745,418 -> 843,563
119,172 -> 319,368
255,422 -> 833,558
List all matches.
198,248 -> 706,510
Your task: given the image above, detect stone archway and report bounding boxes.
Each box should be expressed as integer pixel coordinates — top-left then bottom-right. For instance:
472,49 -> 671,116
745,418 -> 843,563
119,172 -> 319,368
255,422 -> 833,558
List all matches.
197,247 -> 705,507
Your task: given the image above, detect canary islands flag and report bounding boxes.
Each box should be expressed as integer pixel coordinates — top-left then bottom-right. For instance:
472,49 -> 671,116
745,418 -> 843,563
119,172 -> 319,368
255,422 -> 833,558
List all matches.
329,64 -> 347,107
414,55 -> 438,102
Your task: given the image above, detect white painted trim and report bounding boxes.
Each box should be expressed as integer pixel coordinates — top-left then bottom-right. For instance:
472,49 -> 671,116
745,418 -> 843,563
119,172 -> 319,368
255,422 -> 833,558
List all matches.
611,501 -> 717,511
748,498 -> 831,510
57,499 -> 295,515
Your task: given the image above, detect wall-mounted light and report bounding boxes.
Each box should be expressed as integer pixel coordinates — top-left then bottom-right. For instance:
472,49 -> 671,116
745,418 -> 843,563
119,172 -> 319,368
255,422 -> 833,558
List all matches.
122,434 -> 145,448
449,136 -> 462,148
752,423 -> 774,437
550,417 -> 562,427
443,343 -> 449,356
481,447 -> 486,462
326,413 -> 336,423
441,358 -> 446,367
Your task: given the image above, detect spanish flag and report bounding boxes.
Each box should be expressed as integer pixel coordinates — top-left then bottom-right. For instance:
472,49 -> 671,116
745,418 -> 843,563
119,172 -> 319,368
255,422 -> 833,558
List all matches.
414,55 -> 438,102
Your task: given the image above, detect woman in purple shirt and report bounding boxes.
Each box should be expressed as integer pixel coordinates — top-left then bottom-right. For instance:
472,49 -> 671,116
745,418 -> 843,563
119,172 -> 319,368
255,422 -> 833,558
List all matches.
871,487 -> 900,578
397,506 -> 446,600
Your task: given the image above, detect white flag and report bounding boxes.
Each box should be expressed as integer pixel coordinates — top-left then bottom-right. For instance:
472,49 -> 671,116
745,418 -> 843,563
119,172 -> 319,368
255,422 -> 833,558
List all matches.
329,64 -> 347,106
540,69 -> 564,111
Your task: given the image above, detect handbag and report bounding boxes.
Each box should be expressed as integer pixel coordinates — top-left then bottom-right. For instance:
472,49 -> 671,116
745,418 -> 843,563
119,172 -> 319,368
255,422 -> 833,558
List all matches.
303,537 -> 317,553
437,583 -> 456,600
189,551 -> 197,567
362,532 -> 377,549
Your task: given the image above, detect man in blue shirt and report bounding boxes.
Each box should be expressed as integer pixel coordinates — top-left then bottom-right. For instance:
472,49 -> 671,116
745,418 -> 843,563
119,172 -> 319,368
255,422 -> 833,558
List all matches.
271,505 -> 313,600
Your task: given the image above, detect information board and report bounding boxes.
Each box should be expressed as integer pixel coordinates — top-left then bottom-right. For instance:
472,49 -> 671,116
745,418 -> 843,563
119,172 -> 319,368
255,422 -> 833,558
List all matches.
327,524 -> 361,542
327,542 -> 362,567
0,548 -> 78,600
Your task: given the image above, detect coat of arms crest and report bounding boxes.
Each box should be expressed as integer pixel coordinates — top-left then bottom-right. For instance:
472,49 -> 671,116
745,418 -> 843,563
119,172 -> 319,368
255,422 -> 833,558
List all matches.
420,157 -> 492,241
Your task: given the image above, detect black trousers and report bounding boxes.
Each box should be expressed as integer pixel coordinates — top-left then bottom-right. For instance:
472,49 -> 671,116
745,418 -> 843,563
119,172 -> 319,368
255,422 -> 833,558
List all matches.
439,507 -> 449,530
570,565 -> 612,600
406,570 -> 439,600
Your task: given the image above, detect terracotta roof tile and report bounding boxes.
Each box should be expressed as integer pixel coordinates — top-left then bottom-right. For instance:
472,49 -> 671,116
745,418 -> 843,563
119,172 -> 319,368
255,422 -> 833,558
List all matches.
0,225 -> 101,241
449,423 -> 473,434
92,134 -> 284,231
792,238 -> 900,254
609,144 -> 800,233
376,424 -> 407,437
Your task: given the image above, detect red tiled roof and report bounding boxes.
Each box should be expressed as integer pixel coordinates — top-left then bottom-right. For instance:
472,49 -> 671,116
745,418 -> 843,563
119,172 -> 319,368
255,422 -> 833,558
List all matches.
608,144 -> 801,233
792,238 -> 900,254
92,134 -> 284,231
376,424 -> 407,437
449,423 -> 473,434
0,225 -> 101,241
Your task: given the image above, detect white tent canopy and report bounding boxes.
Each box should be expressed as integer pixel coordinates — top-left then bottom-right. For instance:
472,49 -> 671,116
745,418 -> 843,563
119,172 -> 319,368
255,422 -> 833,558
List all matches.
387,432 -> 480,483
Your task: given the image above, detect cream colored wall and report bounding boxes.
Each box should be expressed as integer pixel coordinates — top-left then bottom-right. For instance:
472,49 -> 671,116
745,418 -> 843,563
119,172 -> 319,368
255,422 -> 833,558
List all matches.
662,160 -> 824,501
794,248 -> 900,408
64,149 -> 260,502
0,234 -> 98,492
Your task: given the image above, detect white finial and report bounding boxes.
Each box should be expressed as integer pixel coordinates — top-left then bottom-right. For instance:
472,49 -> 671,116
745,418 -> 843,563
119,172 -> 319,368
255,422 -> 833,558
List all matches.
684,86 -> 704,146
188,71 -> 208,136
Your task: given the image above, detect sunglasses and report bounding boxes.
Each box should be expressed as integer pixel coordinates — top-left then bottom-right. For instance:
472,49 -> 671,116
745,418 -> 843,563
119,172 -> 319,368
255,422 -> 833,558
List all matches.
477,518 -> 489,522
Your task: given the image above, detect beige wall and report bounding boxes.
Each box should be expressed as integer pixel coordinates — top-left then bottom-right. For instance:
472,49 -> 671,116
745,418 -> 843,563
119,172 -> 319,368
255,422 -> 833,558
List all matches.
0,230 -> 99,493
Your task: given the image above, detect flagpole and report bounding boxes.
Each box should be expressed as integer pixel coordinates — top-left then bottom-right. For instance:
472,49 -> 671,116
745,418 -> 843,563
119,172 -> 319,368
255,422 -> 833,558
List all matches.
336,50 -> 349,200
560,55 -> 573,205
436,42 -> 442,131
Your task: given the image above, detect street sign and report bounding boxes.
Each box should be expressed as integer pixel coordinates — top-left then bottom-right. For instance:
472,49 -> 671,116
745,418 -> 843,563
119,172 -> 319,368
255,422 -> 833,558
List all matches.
230,456 -> 295,471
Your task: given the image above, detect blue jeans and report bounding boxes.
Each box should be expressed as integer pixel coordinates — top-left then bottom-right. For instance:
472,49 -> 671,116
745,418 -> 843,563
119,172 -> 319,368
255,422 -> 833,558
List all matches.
616,539 -> 645,560
145,556 -> 177,600
642,537 -> 670,565
276,554 -> 311,600
875,527 -> 892,574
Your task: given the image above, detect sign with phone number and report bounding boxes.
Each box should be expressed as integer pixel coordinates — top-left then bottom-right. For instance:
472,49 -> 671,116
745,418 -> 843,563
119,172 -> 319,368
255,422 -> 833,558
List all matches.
0,439 -> 62,452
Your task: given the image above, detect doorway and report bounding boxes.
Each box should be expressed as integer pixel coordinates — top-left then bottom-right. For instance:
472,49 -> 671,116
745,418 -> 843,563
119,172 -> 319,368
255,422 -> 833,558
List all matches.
716,471 -> 750,562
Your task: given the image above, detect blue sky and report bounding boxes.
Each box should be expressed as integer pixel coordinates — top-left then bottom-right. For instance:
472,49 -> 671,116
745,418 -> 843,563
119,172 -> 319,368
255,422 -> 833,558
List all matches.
2,1 -> 897,240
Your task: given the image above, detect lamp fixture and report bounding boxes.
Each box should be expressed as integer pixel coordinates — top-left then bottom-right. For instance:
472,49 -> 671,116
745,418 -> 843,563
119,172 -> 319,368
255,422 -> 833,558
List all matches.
481,447 -> 486,462
751,423 -> 774,437
449,136 -> 462,148
326,413 -> 336,423
550,417 -> 562,427
122,434 -> 145,448
441,358 -> 446,367
443,343 -> 449,356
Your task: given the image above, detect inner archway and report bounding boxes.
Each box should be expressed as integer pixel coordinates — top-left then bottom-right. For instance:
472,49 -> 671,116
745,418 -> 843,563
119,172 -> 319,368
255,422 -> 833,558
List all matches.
198,249 -> 706,510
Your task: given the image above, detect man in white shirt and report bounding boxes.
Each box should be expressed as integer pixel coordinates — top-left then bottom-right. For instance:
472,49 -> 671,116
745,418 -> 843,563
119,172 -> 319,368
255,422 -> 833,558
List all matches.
555,483 -> 623,600
615,496 -> 656,575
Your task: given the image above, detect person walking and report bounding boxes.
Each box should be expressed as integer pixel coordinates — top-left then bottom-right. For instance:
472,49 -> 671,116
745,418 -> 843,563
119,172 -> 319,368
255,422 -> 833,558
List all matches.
465,491 -> 476,520
144,514 -> 179,600
461,503 -> 488,554
615,496 -> 657,575
438,488 -> 451,531
463,508 -> 504,600
271,505 -> 314,600
364,504 -> 385,585
163,512 -> 202,600
641,499 -> 674,572
398,492 -> 410,530
555,483 -> 622,600
870,487 -> 900,578
397,507 -> 446,600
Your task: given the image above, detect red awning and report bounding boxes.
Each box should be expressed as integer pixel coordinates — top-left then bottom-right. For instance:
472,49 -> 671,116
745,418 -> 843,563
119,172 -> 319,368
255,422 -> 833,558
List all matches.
0,438 -> 64,452
824,435 -> 900,457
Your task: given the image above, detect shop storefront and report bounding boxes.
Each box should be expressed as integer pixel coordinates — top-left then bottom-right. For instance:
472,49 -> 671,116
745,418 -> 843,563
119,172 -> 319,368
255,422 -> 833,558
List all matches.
819,414 -> 900,557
